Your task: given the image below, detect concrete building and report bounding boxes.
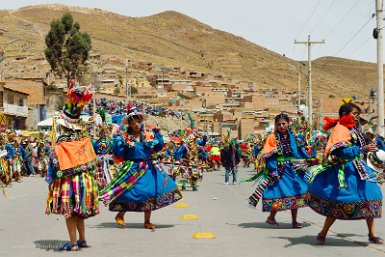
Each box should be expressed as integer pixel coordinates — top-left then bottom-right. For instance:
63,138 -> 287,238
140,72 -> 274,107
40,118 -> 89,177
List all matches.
239,118 -> 255,139
194,86 -> 214,96
5,82 -> 46,130
203,92 -> 225,108
177,99 -> 203,111
0,81 -> 29,130
220,122 -> 238,138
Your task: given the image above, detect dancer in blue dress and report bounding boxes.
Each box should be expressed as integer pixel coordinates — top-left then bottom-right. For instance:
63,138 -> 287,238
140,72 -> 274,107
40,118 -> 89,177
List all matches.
306,103 -> 383,245
99,106 -> 183,230
248,114 -> 310,228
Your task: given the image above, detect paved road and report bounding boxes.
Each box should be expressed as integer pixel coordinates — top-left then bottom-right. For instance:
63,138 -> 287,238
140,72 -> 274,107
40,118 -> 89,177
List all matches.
1,167 -> 385,257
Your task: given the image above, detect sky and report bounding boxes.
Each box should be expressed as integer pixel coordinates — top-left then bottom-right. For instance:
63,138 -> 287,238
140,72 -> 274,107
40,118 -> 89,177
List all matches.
0,0 -> 381,63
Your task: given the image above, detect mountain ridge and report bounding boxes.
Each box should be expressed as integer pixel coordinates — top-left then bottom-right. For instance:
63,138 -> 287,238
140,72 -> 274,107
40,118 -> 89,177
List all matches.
0,4 -> 381,99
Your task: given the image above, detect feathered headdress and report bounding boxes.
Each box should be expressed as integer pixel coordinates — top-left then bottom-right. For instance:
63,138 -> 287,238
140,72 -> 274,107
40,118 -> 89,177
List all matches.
63,80 -> 93,121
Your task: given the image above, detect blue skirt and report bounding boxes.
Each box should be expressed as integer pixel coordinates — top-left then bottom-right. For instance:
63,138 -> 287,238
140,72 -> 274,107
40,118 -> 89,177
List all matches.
105,161 -> 183,212
262,165 -> 308,212
306,161 -> 382,220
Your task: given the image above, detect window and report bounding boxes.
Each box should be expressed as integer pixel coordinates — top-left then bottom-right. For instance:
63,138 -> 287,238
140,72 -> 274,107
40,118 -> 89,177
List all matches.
0,92 -> 3,107
19,98 -> 24,107
7,94 -> 13,105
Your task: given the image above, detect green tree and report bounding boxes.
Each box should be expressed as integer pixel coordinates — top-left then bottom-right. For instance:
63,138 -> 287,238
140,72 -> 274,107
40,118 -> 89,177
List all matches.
128,86 -> 138,95
114,86 -> 120,95
44,13 -> 92,83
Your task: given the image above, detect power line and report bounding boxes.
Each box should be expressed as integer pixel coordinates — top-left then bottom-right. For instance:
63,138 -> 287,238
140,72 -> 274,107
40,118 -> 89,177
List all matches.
335,15 -> 374,56
295,0 -> 322,39
310,0 -> 338,35
324,0 -> 361,39
347,34 -> 372,58
314,44 -> 323,60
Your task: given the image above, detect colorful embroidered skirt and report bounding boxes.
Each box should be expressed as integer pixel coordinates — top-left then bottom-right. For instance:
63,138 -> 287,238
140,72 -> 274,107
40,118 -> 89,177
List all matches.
46,171 -> 100,219
95,155 -> 113,190
262,166 -> 308,212
0,157 -> 11,187
99,160 -> 183,212
306,161 -> 382,220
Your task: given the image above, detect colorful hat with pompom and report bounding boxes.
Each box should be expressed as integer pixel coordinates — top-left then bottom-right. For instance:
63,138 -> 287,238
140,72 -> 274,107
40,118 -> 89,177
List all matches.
126,104 -> 145,122
57,80 -> 93,130
63,80 -> 93,121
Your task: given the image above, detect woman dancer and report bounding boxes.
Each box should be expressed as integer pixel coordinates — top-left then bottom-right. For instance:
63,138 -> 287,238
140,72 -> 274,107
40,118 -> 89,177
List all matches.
46,81 -> 99,251
248,114 -> 310,228
306,103 -> 383,245
99,105 -> 182,230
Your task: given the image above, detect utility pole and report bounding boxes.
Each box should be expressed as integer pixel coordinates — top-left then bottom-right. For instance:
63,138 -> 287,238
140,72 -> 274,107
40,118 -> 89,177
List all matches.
92,83 -> 96,138
130,59 -> 133,98
295,35 -> 325,129
297,69 -> 301,108
376,0 -> 384,130
125,59 -> 128,97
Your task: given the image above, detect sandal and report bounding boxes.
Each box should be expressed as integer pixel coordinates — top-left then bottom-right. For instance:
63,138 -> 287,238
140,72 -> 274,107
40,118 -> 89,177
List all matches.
77,240 -> 88,248
115,214 -> 125,227
266,218 -> 279,227
292,221 -> 303,229
144,223 -> 155,230
60,242 -> 78,251
369,235 -> 384,244
316,233 -> 326,245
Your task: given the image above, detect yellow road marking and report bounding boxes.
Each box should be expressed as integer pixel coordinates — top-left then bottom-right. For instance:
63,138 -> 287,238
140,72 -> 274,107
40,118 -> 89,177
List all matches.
193,232 -> 216,239
181,214 -> 199,220
175,203 -> 189,208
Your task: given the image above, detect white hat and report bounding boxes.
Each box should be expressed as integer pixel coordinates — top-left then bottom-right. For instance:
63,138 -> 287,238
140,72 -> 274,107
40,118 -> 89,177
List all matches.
56,113 -> 82,131
367,150 -> 385,173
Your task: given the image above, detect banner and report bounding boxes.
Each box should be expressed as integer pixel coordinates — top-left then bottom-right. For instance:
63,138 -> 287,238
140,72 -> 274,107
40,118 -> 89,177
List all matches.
55,137 -> 96,171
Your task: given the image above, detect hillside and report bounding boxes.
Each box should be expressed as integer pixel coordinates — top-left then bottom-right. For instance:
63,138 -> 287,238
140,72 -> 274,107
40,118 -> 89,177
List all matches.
313,57 -> 379,97
0,4 -> 382,98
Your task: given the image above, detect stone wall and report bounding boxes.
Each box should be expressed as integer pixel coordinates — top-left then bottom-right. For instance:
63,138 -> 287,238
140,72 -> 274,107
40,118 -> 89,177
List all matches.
45,88 -> 65,118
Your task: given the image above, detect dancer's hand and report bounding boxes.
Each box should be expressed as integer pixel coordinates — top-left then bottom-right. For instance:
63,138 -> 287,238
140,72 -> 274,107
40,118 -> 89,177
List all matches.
272,175 -> 280,182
